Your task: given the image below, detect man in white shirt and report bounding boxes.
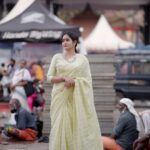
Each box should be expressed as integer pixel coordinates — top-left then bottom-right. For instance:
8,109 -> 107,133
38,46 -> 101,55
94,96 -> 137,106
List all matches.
10,59 -> 32,111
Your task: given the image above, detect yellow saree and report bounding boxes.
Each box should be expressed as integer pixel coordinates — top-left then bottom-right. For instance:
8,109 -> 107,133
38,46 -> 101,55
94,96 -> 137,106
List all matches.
47,53 -> 104,150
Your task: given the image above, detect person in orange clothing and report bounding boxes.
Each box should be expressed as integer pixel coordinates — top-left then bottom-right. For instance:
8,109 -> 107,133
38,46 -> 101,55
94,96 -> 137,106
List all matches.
1,98 -> 37,141
30,61 -> 44,82
102,136 -> 124,150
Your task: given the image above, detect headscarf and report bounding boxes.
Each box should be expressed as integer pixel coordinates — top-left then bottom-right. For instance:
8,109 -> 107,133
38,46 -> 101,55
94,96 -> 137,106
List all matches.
120,98 -> 141,132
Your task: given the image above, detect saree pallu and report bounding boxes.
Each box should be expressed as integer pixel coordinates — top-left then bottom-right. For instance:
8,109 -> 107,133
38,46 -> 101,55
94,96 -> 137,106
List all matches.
47,54 -> 104,150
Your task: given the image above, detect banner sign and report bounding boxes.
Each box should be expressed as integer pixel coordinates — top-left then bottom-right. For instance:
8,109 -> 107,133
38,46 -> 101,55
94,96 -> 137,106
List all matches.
1,30 -> 62,40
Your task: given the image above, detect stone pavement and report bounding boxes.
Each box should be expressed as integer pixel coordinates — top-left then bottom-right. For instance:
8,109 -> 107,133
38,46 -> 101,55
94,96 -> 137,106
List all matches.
0,112 -> 49,150
0,141 -> 48,150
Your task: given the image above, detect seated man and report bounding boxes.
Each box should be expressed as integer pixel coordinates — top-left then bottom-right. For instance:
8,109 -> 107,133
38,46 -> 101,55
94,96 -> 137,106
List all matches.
102,98 -> 140,150
1,98 -> 37,141
133,132 -> 150,150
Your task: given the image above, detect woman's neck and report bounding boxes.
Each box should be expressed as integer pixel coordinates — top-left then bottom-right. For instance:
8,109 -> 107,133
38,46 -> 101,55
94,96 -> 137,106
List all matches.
63,50 -> 76,58
63,50 -> 77,63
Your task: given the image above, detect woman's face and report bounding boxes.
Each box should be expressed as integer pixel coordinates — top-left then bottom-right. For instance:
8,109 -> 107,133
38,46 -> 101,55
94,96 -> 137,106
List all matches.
62,34 -> 75,51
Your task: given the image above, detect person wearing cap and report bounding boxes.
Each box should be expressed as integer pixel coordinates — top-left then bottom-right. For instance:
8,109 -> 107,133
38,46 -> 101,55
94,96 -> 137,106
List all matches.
102,98 -> 141,150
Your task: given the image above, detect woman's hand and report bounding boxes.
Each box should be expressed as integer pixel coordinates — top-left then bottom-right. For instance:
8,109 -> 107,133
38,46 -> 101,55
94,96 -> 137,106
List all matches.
51,76 -> 75,88
64,77 -> 75,88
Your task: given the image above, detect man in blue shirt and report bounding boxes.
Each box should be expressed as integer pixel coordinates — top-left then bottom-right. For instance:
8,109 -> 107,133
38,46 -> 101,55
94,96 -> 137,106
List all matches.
2,98 -> 37,141
102,98 -> 140,150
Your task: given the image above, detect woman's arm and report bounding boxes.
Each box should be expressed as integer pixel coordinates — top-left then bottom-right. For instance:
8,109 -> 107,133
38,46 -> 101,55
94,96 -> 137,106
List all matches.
51,76 -> 75,88
47,54 -> 75,87
51,76 -> 65,84
47,55 -> 57,83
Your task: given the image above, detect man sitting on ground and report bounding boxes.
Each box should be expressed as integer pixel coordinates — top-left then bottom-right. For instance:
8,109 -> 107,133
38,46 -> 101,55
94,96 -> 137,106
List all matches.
102,98 -> 141,150
1,98 -> 37,141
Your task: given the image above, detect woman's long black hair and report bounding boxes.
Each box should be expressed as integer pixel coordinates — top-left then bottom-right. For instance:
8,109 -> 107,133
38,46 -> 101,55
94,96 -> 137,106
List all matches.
61,31 -> 79,53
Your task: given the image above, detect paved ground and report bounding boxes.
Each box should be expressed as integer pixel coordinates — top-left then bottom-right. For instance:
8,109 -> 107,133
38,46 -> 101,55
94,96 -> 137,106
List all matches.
1,141 -> 48,150
0,112 -> 49,150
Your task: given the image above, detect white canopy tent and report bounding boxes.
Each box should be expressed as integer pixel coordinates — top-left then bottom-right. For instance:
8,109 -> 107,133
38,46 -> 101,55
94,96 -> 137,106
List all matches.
84,15 -> 135,53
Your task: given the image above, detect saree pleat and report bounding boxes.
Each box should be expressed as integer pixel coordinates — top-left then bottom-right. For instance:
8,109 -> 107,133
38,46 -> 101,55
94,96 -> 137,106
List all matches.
48,54 -> 104,150
50,88 -> 73,150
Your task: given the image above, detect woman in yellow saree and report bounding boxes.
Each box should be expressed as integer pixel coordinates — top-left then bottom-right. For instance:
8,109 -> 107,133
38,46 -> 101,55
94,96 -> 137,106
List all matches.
47,32 -> 104,150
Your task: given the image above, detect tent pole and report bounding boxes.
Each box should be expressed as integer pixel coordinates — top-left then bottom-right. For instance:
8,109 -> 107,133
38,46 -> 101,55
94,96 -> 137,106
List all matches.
49,0 -> 54,14
10,47 -> 15,58
0,0 -> 4,19
46,0 -> 51,11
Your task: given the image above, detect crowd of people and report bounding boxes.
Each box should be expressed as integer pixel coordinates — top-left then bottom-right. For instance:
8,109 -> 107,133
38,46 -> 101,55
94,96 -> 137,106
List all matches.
0,58 -> 45,109
0,58 -> 46,143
